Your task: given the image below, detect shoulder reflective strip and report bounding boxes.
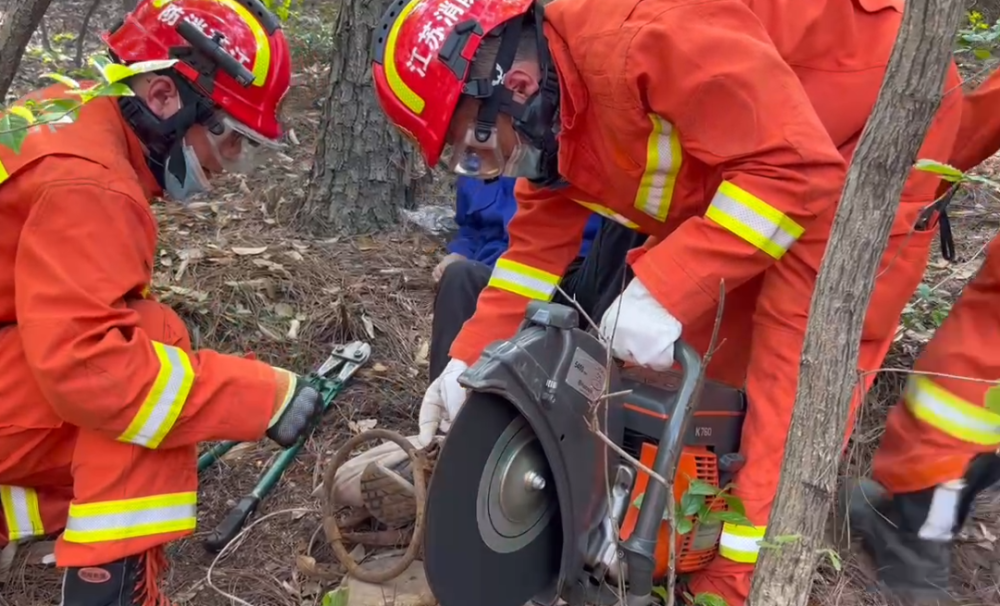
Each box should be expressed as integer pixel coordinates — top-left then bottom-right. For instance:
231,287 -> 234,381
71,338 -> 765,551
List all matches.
118,341 -> 195,449
488,257 -> 560,301
382,0 -> 426,115
574,200 -> 640,229
633,115 -> 681,222
153,0 -> 271,87
0,485 -> 45,542
63,491 -> 198,544
705,181 -> 804,259
718,522 -> 766,564
0,159 -> 8,185
905,375 -> 1000,446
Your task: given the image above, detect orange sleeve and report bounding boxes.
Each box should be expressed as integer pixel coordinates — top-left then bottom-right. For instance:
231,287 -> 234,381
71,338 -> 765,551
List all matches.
624,0 -> 847,325
448,179 -> 593,365
950,70 -> 1000,172
15,175 -> 279,448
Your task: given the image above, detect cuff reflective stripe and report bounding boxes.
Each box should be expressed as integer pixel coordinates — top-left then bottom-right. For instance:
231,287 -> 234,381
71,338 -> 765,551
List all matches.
0,160 -> 8,186
718,522 -> 766,564
705,181 -> 804,259
0,485 -> 45,542
634,115 -> 682,222
905,375 -> 1000,446
118,341 -> 195,449
488,258 -> 561,301
63,492 -> 198,544
575,200 -> 641,230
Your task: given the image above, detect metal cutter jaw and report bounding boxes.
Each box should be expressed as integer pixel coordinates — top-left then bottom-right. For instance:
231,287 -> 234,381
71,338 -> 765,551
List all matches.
423,393 -> 563,606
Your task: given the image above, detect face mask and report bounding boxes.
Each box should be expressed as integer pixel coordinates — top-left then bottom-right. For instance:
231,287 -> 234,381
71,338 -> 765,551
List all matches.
163,139 -> 212,203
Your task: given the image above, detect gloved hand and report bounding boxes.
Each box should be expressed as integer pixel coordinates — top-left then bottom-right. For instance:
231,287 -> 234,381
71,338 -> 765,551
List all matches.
599,278 -> 682,372
266,370 -> 323,448
433,252 -> 466,282
417,359 -> 469,446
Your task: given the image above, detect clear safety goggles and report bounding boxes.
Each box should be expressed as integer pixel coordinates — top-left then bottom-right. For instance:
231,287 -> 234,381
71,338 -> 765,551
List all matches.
441,125 -> 514,179
202,111 -> 286,175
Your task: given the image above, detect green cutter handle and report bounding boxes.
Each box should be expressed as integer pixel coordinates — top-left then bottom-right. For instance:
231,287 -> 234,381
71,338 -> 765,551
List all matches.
202,375 -> 344,552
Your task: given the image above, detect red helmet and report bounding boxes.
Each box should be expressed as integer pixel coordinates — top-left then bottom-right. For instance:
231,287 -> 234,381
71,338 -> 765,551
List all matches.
103,0 -> 291,144
372,0 -> 534,167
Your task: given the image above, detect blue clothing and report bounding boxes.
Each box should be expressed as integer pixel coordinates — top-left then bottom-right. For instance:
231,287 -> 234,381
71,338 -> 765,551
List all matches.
447,176 -> 601,268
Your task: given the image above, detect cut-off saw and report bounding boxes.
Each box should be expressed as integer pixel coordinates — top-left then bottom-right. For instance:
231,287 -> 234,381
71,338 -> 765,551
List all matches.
423,301 -> 747,606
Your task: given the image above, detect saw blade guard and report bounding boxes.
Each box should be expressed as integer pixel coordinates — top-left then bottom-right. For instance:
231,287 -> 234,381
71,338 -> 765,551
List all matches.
456,301 -> 627,601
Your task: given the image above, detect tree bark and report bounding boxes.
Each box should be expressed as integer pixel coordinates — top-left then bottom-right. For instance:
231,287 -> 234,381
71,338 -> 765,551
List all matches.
299,0 -> 416,235
0,0 -> 54,101
746,1 -> 966,605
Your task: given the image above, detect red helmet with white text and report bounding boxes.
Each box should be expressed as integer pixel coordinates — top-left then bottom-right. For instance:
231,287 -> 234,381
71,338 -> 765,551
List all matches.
371,0 -> 537,169
103,0 -> 291,145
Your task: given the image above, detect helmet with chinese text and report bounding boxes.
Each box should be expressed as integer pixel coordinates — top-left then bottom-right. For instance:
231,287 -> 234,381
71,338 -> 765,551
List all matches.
103,0 -> 291,146
371,0 -> 536,168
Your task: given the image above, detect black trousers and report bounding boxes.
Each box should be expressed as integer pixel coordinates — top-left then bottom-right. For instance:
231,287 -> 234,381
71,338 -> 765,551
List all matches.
429,219 -> 648,380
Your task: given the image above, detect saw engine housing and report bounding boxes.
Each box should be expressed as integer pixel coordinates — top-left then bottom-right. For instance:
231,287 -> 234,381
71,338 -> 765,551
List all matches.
454,302 -> 747,606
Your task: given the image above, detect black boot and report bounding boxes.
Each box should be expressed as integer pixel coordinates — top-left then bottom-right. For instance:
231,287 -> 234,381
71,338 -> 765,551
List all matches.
60,551 -> 170,606
842,454 -> 1000,606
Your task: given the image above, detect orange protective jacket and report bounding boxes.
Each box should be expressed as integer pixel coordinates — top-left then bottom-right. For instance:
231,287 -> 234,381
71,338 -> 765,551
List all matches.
449,0 -> 950,365
0,85 -> 282,451
950,69 -> 1000,172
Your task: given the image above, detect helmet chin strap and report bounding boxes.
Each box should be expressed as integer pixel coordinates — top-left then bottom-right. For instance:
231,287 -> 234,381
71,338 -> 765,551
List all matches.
118,71 -> 218,188
465,3 -> 562,186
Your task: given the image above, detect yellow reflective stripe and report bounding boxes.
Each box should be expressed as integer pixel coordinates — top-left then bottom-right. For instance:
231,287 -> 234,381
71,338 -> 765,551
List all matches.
0,159 -> 8,185
574,200 -> 640,229
382,0 -> 425,115
1,485 -> 45,542
153,0 -> 272,87
118,341 -> 195,449
63,492 -> 197,544
718,522 -> 766,564
488,258 -> 560,301
905,375 -> 1000,446
705,181 -> 804,259
634,115 -> 681,222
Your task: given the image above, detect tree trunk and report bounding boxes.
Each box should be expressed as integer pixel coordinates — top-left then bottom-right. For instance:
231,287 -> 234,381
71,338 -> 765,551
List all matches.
746,1 -> 966,605
121,0 -> 138,12
299,0 -> 416,235
0,0 -> 54,101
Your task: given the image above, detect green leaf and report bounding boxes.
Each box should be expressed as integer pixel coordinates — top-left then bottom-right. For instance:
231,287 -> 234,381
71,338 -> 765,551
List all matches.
680,492 -> 705,517
974,48 -> 993,60
914,159 -> 965,183
685,479 -> 720,496
676,515 -> 694,535
322,586 -> 350,606
0,111 -> 32,153
633,494 -> 644,509
692,592 -> 729,606
821,548 -> 843,572
721,493 -> 746,516
651,586 -> 670,604
42,72 -> 81,89
705,510 -> 753,527
78,81 -> 134,101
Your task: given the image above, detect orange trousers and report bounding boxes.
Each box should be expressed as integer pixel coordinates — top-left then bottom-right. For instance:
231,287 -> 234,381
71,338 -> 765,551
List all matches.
873,233 -> 1000,495
678,199 -> 939,604
0,299 -> 264,566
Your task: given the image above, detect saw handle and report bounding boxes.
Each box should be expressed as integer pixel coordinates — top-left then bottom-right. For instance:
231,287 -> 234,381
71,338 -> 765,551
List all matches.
620,340 -> 703,601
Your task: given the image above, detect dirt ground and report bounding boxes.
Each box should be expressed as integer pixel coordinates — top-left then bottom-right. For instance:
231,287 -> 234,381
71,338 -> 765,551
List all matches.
1,2 -> 999,606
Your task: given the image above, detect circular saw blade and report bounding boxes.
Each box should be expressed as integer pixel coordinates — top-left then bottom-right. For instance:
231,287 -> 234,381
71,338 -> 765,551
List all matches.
424,392 -> 562,606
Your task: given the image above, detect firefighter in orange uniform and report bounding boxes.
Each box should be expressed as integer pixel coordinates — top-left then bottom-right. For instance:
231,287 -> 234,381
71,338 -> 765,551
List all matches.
371,0 -> 963,603
0,1 -> 322,604
845,69 -> 1000,605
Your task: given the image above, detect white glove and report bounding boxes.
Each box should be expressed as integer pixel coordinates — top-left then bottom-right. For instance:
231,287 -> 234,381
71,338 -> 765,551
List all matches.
599,278 -> 682,372
417,359 -> 469,447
